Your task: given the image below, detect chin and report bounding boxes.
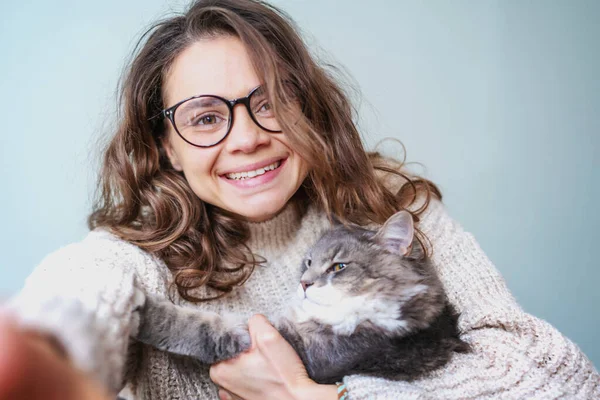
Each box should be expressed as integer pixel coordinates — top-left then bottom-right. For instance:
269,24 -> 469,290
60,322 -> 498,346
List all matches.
229,194 -> 293,222
222,203 -> 281,222
242,206 -> 285,222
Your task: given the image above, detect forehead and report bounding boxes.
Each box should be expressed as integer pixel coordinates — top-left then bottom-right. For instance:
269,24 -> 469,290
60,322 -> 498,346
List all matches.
163,36 -> 261,107
310,227 -> 371,257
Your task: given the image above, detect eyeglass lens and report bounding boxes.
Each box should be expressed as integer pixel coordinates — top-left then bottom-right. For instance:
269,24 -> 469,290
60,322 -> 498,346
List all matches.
173,86 -> 280,147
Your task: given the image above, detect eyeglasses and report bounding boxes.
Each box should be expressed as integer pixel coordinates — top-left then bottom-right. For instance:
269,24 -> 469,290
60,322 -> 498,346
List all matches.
162,85 -> 282,148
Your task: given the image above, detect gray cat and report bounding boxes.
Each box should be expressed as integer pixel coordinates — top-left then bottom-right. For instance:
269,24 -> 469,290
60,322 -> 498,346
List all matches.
135,211 -> 469,384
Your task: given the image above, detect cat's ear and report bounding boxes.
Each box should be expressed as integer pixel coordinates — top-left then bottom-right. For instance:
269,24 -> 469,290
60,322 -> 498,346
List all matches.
374,210 -> 414,256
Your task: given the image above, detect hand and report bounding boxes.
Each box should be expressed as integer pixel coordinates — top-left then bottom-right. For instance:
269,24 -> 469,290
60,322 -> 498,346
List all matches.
209,314 -> 337,400
0,312 -> 111,400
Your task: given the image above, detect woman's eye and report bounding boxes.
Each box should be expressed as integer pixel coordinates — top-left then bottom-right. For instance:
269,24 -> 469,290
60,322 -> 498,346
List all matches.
197,114 -> 220,125
328,263 -> 347,273
256,101 -> 273,115
190,113 -> 223,126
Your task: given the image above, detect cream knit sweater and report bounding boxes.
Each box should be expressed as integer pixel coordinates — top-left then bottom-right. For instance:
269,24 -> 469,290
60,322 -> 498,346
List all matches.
8,200 -> 599,399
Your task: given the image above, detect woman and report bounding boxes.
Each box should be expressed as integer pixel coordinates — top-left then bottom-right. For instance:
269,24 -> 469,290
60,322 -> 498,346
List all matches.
2,0 -> 598,399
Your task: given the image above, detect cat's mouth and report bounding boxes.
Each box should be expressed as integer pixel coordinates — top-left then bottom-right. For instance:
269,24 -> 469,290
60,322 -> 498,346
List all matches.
303,297 -> 329,307
302,291 -> 339,308
297,283 -> 343,306
299,298 -> 334,315
303,288 -> 347,310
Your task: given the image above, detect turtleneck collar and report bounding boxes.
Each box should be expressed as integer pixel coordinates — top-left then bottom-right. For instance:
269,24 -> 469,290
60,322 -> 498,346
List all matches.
244,201 -> 304,255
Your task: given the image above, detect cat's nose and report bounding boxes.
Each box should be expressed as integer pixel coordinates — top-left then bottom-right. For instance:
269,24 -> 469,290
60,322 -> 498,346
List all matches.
301,280 -> 313,291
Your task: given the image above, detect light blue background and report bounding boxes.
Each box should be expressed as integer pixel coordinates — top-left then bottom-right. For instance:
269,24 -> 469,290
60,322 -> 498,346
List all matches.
1,0 -> 598,367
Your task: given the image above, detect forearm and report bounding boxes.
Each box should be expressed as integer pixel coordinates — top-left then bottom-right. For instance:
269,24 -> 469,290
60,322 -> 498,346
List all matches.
6,235 -> 147,392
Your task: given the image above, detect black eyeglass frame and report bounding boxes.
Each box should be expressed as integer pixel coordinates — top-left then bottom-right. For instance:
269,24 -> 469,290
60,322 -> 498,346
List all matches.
161,85 -> 282,148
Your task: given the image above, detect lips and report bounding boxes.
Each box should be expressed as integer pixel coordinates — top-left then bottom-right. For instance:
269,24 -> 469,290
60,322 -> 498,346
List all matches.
220,157 -> 286,180
224,160 -> 281,180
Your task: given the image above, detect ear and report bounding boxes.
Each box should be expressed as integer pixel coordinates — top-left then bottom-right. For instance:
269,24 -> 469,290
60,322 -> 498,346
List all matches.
161,135 -> 183,172
374,210 -> 414,256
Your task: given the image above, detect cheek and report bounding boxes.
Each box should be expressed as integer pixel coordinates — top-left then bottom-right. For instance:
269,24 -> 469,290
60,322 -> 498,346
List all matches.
170,143 -> 226,207
276,135 -> 309,177
296,157 -> 309,181
176,146 -> 220,186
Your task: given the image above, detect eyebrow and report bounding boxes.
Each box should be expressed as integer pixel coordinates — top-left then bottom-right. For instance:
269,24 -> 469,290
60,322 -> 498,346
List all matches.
186,97 -> 228,107
165,84 -> 263,110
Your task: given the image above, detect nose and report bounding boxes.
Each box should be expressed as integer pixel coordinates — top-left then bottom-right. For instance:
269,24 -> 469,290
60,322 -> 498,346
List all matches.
301,280 -> 313,292
224,104 -> 270,154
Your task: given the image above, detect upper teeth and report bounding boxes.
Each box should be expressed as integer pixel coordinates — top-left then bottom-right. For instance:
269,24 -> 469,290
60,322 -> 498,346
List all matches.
226,161 -> 281,180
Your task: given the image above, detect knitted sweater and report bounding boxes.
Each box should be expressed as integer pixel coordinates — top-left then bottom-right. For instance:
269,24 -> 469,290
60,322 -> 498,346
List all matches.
8,200 -> 599,399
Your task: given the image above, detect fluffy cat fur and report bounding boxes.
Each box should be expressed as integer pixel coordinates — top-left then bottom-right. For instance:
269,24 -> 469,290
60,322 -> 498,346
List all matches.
135,211 -> 470,384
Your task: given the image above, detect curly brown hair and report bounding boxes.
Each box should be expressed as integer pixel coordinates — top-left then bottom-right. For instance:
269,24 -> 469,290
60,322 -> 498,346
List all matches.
88,0 -> 441,302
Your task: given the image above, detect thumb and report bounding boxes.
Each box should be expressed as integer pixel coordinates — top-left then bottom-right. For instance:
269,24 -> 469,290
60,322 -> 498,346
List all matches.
248,314 -> 310,381
248,314 -> 280,350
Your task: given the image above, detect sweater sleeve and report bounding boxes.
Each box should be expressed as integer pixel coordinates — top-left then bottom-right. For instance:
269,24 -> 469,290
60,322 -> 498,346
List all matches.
343,200 -> 600,399
5,230 -> 147,394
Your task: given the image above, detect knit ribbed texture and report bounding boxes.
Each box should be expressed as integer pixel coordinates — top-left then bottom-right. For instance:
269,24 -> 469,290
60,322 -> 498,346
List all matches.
8,201 -> 599,399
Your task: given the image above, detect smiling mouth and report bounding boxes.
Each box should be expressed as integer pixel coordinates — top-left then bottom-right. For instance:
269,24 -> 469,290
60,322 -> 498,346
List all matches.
224,160 -> 282,180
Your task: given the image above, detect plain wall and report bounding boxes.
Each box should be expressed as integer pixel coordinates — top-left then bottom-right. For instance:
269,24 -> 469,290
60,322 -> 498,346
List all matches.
1,0 -> 598,366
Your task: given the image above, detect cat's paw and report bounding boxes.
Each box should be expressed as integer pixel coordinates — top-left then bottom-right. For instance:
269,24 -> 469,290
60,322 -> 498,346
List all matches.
182,312 -> 251,364
214,322 -> 251,362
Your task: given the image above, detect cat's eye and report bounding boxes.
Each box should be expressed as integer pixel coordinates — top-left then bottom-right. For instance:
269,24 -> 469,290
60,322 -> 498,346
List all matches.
306,259 -> 312,267
328,263 -> 347,273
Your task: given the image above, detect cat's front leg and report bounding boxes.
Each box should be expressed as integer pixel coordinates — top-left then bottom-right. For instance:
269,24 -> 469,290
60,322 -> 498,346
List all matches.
136,297 -> 251,364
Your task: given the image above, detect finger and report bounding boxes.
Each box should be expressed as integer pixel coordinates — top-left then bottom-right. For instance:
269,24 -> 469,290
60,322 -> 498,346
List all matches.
248,314 -> 308,381
248,314 -> 290,356
209,363 -> 226,387
218,388 -> 244,400
218,388 -> 232,400
248,314 -> 279,348
209,360 -> 241,388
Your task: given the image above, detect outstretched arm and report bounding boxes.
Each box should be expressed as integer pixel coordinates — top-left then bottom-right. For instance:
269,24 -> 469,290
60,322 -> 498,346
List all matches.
4,231 -> 147,395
